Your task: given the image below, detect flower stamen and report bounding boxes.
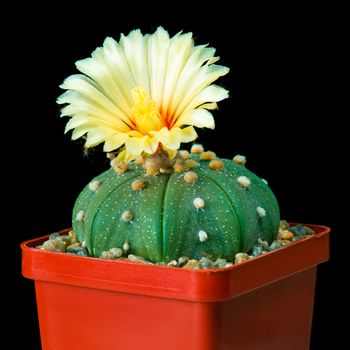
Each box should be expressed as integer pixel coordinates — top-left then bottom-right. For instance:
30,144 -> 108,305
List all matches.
132,87 -> 166,135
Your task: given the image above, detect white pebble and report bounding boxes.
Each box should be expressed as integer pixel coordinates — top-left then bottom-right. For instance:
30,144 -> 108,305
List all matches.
237,176 -> 251,189
123,242 -> 130,251
198,230 -> 208,242
256,207 -> 266,218
233,155 -> 246,166
89,180 -> 101,191
76,210 -> 84,221
193,197 -> 205,209
110,247 -> 123,257
235,252 -> 250,264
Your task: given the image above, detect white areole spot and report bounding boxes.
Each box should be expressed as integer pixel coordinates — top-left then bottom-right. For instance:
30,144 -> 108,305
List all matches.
193,197 -> 205,209
233,155 -> 246,166
256,207 -> 266,218
123,242 -> 130,251
237,176 -> 251,189
198,230 -> 208,242
262,179 -> 268,185
122,210 -> 133,222
76,210 -> 84,221
89,180 -> 101,191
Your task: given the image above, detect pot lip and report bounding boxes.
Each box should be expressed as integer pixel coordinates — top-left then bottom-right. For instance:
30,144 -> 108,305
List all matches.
20,223 -> 330,273
21,223 -> 330,302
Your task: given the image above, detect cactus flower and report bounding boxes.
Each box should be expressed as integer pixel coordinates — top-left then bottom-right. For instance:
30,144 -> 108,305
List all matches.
57,27 -> 229,161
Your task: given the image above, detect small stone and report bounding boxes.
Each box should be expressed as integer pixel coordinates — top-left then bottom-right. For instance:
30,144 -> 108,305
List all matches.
67,243 -> 88,256
256,207 -> 266,218
258,238 -> 269,250
68,230 -> 78,244
177,256 -> 189,267
128,254 -> 152,264
41,239 -> 66,253
214,258 -> 228,268
237,176 -> 251,189
76,250 -> 88,257
193,197 -> 205,209
200,151 -> 216,161
199,257 -> 214,269
66,243 -> 81,251
279,240 -> 291,246
185,159 -> 198,169
57,235 -> 72,245
279,220 -> 290,230
49,232 -> 60,240
290,224 -> 315,237
251,244 -> 263,257
179,150 -> 190,160
235,252 -> 250,264
184,171 -> 198,184
110,247 -> 123,258
279,230 -> 294,240
224,262 -> 234,268
209,159 -> 224,170
233,155 -> 246,166
35,245 -> 42,249
121,210 -> 133,222
135,155 -> 145,165
112,161 -> 128,174
100,251 -> 115,259
198,230 -> 208,242
89,180 -> 101,191
156,262 -> 167,266
131,179 -> 146,191
183,259 -> 200,269
269,241 -> 283,251
123,242 -> 130,251
174,159 -> 187,173
76,210 -> 84,221
167,260 -> 178,267
191,144 -> 204,154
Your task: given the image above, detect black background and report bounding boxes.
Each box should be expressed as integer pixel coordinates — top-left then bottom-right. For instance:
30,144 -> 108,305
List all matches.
8,3 -> 345,349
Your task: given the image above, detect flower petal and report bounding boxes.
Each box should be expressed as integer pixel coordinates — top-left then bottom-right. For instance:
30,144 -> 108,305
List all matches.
172,64 -> 229,121
85,127 -> 116,147
176,109 -> 215,129
143,136 -> 159,154
160,31 -> 193,119
125,136 -> 148,157
59,75 -> 134,128
166,45 -> 217,120
148,27 -> 171,105
150,126 -> 197,150
103,133 -> 129,152
120,29 -> 150,93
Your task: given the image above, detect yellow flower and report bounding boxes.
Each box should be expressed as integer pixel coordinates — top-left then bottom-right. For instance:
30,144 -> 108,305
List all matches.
57,27 -> 229,161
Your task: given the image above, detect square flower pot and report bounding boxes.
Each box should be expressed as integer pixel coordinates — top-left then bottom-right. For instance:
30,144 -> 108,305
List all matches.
21,224 -> 329,350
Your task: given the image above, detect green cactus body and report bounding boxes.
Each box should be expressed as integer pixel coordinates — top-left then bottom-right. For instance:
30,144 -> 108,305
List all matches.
73,154 -> 280,262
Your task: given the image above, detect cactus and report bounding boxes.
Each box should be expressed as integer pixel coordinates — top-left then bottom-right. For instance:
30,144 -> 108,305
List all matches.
57,28 -> 281,263
73,150 -> 279,262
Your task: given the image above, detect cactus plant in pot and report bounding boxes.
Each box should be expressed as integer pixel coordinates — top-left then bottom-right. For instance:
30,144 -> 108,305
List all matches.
21,27 -> 330,350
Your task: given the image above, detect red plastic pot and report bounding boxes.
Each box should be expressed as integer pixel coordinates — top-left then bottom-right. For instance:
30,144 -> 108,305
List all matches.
22,224 -> 329,350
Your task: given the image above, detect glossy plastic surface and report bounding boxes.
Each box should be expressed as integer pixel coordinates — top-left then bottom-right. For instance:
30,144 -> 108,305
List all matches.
22,224 -> 330,350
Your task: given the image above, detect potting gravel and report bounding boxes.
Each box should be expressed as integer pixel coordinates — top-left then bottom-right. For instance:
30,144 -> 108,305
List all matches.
36,221 -> 314,269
